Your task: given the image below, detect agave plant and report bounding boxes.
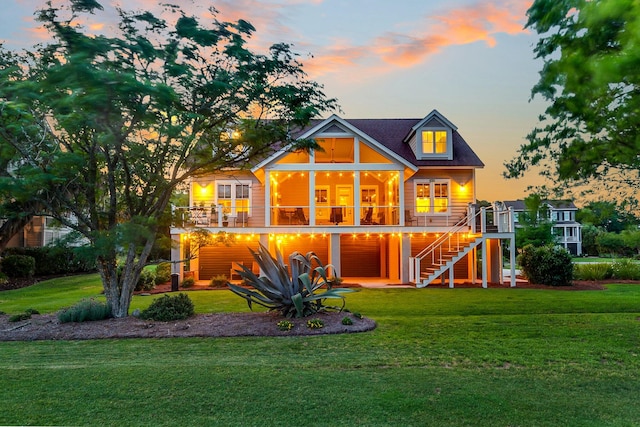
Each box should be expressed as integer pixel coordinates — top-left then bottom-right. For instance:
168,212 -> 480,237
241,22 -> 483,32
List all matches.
228,244 -> 355,318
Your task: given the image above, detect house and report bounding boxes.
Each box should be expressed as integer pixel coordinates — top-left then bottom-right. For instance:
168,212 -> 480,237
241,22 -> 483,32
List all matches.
2,216 -> 76,248
501,200 -> 583,255
170,110 -> 516,287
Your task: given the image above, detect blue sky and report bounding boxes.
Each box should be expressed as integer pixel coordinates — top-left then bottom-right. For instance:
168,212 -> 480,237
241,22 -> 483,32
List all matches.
0,0 -> 546,201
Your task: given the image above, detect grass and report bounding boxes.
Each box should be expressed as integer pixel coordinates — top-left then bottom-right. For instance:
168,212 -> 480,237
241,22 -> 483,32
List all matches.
2,277 -> 640,426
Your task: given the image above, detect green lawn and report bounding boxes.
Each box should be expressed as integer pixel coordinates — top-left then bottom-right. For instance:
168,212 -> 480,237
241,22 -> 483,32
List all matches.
1,277 -> 640,426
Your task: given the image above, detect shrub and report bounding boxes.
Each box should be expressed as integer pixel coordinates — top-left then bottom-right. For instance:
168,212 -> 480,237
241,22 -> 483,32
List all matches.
228,244 -> 355,318
57,299 -> 112,323
518,245 -> 573,286
181,276 -> 195,288
612,259 -> 640,280
3,246 -> 95,276
135,269 -> 156,292
573,263 -> 614,281
209,274 -> 228,288
154,262 -> 172,285
9,312 -> 32,322
139,293 -> 194,321
1,254 -> 36,278
341,316 -> 353,325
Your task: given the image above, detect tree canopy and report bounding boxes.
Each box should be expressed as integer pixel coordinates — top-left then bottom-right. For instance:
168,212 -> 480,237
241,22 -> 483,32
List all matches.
0,1 -> 337,317
504,0 -> 640,200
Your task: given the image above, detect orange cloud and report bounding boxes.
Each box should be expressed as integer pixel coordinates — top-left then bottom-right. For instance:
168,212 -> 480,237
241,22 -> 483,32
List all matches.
376,1 -> 530,67
304,0 -> 531,74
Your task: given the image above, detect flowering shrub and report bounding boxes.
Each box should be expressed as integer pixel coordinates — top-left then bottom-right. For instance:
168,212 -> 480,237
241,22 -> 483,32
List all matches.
306,318 -> 324,329
276,320 -> 294,331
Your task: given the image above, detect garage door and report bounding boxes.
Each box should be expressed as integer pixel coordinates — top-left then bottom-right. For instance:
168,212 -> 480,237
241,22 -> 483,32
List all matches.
340,237 -> 380,277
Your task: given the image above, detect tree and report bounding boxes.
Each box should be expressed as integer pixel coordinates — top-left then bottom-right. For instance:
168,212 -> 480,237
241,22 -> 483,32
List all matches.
577,201 -> 638,233
0,1 -> 337,317
515,194 -> 556,250
504,0 -> 640,202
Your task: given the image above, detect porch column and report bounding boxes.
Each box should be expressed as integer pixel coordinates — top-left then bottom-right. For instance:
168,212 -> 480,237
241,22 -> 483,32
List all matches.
265,170 -> 272,226
400,233 -> 411,283
481,237 -> 488,288
329,233 -> 341,277
170,233 -> 182,280
509,234 -> 516,287
485,238 -> 501,285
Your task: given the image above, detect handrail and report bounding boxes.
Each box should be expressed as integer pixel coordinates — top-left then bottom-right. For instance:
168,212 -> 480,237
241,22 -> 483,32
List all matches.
413,207 -> 480,260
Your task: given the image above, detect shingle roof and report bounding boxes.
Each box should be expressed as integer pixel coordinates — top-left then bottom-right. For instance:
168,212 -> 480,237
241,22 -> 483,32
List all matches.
503,200 -> 578,211
293,117 -> 484,168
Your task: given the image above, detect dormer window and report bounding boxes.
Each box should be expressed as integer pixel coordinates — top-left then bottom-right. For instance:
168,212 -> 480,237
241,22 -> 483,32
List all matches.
418,127 -> 452,159
421,130 -> 447,154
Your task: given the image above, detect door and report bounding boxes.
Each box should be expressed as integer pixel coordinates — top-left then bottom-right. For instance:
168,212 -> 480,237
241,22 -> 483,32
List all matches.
336,185 -> 353,225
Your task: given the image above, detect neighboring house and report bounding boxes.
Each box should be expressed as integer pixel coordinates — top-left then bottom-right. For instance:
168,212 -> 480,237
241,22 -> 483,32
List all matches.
3,216 -> 79,249
170,110 -> 516,287
501,200 -> 583,256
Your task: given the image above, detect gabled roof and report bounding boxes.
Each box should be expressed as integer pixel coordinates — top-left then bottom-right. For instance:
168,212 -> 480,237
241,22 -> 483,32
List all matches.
254,112 -> 484,171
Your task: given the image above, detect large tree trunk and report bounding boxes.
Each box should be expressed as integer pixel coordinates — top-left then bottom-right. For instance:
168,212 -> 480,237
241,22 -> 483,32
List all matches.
98,236 -> 158,318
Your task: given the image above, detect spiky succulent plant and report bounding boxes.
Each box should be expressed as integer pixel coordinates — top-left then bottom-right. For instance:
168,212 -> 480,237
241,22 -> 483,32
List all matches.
228,244 -> 355,318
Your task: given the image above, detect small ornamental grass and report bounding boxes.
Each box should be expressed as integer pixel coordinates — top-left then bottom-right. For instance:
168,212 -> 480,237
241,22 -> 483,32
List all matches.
612,259 -> 640,280
228,244 -> 355,318
573,262 -> 613,281
341,316 -> 353,325
57,299 -> 111,323
139,293 -> 194,321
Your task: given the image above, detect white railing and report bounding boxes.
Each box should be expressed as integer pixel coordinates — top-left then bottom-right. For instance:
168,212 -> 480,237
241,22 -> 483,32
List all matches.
408,205 -> 514,283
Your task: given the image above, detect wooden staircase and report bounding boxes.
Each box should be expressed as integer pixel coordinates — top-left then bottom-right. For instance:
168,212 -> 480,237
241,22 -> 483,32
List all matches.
416,234 -> 482,286
408,204 -> 517,288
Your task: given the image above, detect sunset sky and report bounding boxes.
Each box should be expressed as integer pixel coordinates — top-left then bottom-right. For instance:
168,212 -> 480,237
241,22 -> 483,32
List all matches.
0,0 -> 547,202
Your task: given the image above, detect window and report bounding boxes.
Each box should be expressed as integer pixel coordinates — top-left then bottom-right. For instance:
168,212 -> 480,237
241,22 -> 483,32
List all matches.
216,181 -> 251,215
414,180 -> 450,214
421,130 -> 447,154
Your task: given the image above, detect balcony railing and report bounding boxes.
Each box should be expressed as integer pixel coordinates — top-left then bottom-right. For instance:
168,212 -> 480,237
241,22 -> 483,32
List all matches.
171,202 -> 483,229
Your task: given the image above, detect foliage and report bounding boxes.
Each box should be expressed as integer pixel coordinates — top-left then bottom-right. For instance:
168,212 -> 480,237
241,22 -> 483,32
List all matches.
57,298 -> 112,323
306,318 -> 324,329
518,245 -> 573,286
0,1 -> 337,318
276,320 -> 294,331
505,0 -> 640,201
135,269 -> 156,292
515,194 -> 556,250
341,316 -> 353,325
154,263 -> 172,285
611,259 -> 640,280
1,254 -> 35,278
3,246 -> 95,276
580,224 -> 603,256
139,293 -> 195,321
8,308 -> 38,322
621,229 -> 640,256
181,276 -> 195,288
577,201 -> 639,233
228,244 -> 355,318
596,233 -> 627,257
209,274 -> 229,288
573,263 -> 613,281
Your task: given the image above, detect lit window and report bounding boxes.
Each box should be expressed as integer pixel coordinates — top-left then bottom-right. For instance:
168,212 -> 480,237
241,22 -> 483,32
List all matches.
414,180 -> 449,215
216,182 -> 251,215
421,130 -> 448,154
